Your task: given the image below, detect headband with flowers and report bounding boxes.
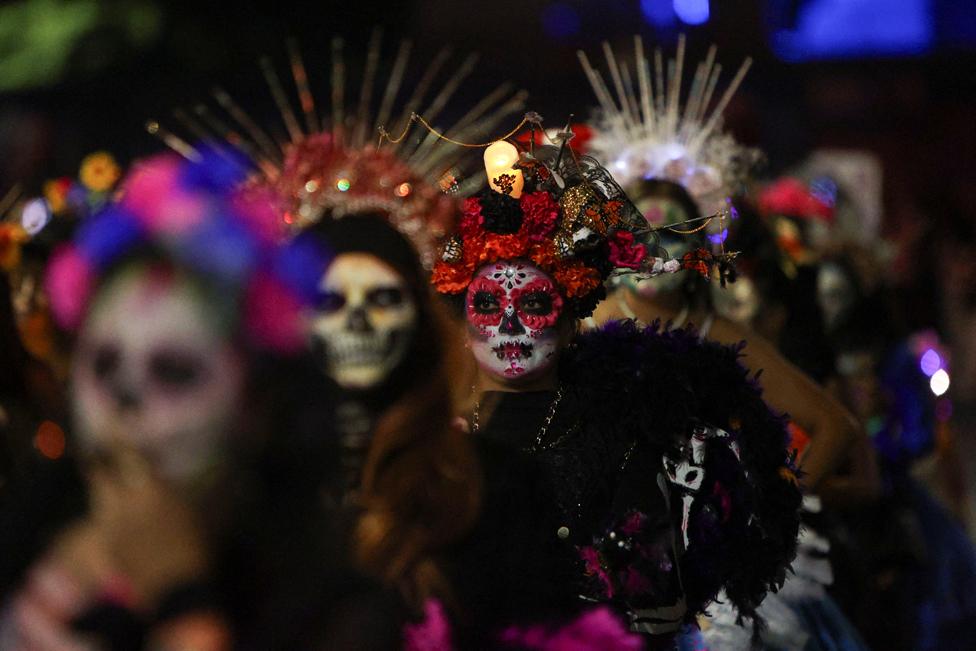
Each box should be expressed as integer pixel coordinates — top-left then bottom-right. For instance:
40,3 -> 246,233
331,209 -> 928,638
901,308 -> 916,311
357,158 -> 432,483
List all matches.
432,135 -> 733,318
44,147 -> 330,353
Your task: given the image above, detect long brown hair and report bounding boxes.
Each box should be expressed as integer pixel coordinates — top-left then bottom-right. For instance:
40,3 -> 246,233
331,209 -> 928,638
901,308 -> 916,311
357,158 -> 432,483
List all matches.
308,213 -> 482,610
353,291 -> 482,609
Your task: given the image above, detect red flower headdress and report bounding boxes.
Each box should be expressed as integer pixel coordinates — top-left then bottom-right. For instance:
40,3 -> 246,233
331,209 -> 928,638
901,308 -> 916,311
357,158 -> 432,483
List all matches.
431,133 -> 727,318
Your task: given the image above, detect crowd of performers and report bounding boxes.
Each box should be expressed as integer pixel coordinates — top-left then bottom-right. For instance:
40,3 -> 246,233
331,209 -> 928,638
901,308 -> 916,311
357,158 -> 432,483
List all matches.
1,33 -> 975,650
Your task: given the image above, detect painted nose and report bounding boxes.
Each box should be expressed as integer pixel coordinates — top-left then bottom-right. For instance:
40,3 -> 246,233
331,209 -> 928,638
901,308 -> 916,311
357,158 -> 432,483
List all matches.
113,383 -> 141,411
345,306 -> 373,333
499,305 -> 524,335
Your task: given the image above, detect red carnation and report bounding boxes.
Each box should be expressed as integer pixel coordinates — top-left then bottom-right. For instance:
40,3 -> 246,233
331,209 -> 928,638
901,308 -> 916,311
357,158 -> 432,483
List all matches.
608,231 -> 647,269
459,197 -> 485,240
518,191 -> 559,242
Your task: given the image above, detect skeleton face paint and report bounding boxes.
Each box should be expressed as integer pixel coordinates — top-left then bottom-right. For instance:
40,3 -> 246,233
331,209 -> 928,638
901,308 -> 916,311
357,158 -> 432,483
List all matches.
817,262 -> 856,332
465,261 -> 564,383
311,253 -> 417,390
71,264 -> 245,483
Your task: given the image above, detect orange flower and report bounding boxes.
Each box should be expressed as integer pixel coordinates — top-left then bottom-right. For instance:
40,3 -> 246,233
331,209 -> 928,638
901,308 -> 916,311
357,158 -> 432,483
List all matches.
528,240 -> 558,270
481,233 -> 527,264
432,261 -> 474,294
79,151 -> 121,193
553,262 -> 602,298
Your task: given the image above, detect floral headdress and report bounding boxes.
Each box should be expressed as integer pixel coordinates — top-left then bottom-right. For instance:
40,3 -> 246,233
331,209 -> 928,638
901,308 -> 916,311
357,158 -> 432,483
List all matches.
431,129 -> 734,318
45,148 -> 328,353
151,32 -> 526,269
757,176 -> 835,267
579,35 -> 759,217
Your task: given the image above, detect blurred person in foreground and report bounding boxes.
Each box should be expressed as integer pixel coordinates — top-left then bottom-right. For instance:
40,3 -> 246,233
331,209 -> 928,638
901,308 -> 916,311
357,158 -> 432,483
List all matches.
0,149 -> 398,650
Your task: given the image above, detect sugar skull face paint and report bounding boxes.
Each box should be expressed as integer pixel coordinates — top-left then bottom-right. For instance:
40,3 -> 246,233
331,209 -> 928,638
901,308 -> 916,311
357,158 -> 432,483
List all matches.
310,253 -> 417,390
71,264 -> 245,484
465,261 -> 564,383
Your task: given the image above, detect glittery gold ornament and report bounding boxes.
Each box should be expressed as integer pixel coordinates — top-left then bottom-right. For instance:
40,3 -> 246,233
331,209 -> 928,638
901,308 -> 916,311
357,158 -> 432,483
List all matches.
441,235 -> 463,263
558,183 -> 597,225
553,230 -> 575,260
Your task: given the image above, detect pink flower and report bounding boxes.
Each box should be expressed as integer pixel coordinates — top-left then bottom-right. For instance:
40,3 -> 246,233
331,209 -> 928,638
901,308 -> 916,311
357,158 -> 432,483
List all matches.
403,599 -> 453,651
608,231 -> 647,270
120,155 -> 207,235
500,607 -> 643,651
519,191 -> 559,242
45,245 -> 95,330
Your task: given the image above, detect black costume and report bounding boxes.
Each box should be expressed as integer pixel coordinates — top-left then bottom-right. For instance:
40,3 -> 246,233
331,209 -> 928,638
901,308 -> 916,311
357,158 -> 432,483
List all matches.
478,319 -> 803,642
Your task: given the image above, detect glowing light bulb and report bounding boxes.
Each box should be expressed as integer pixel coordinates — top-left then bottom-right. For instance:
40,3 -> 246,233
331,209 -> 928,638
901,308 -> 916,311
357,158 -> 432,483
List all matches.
484,141 -> 523,198
930,369 -> 950,397
336,178 -> 351,192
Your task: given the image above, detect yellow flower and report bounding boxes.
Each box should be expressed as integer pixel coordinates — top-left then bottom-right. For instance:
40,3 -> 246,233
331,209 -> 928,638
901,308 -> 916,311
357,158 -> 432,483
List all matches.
79,151 -> 121,193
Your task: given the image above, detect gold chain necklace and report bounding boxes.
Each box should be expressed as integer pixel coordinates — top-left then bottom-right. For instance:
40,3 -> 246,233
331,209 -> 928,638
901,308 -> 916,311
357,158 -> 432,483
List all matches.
471,387 -> 564,452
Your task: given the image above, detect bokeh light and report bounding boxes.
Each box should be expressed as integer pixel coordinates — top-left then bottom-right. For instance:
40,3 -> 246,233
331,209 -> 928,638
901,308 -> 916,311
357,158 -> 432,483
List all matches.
641,0 -> 677,27
34,420 -> 66,460
919,348 -> 942,377
930,369 -> 950,397
673,0 -> 710,26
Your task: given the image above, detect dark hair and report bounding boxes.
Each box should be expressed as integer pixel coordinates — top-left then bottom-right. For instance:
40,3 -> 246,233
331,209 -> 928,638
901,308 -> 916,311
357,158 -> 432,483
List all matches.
631,178 -> 703,222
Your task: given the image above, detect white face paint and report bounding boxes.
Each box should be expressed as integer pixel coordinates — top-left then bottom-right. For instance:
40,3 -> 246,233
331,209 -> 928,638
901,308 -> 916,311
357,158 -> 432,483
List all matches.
465,261 -> 564,384
71,264 -> 245,483
311,253 -> 417,390
817,262 -> 856,332
711,274 -> 761,325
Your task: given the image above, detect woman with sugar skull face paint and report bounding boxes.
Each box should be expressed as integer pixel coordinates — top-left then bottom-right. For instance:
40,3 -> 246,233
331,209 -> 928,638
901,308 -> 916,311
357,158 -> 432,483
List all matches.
0,150 -> 397,651
433,137 -> 803,646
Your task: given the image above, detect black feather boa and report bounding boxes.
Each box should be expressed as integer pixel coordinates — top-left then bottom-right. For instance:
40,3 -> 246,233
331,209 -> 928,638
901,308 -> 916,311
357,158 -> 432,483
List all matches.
560,319 -> 802,627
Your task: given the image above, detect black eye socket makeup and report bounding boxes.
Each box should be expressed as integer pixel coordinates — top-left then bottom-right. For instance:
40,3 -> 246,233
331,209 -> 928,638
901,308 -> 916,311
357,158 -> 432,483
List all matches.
92,344 -> 121,382
150,350 -> 205,389
367,287 -> 405,308
316,291 -> 347,313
